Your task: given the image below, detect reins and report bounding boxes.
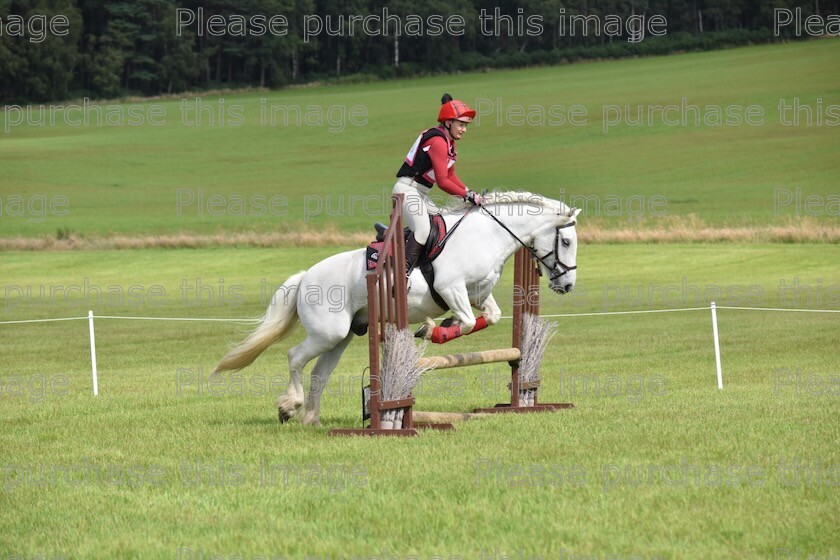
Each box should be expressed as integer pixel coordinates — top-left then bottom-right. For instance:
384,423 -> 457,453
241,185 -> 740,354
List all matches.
438,202 -> 479,246
478,204 -> 577,282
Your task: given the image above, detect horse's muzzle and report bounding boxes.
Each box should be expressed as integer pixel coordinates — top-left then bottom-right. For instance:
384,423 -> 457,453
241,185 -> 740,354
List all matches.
551,283 -> 574,294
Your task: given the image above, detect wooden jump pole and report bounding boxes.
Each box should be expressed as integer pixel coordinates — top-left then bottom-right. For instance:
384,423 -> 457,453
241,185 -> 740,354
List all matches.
472,247 -> 574,414
329,195 -> 453,437
418,348 -> 521,370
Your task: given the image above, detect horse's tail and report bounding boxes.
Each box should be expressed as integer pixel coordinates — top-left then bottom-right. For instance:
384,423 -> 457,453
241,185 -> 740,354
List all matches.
214,271 -> 305,373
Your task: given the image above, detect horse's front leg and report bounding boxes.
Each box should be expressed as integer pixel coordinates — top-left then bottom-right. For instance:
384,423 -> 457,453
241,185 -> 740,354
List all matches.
477,293 -> 502,329
450,291 -> 499,338
420,285 -> 494,343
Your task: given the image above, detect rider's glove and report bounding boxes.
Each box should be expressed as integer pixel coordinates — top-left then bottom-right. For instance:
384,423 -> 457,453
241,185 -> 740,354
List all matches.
465,189 -> 483,206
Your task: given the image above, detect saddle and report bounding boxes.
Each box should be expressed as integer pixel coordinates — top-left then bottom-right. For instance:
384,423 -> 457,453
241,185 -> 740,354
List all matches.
365,214 -> 451,312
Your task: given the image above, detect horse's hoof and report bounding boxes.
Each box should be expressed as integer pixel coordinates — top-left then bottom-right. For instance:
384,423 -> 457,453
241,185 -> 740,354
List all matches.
414,317 -> 435,339
300,414 -> 321,427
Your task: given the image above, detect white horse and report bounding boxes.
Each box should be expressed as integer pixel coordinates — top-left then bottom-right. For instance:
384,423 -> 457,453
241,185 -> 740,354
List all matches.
214,191 -> 581,425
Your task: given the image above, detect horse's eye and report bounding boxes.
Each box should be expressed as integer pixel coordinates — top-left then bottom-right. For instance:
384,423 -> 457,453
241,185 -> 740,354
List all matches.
562,239 -> 571,247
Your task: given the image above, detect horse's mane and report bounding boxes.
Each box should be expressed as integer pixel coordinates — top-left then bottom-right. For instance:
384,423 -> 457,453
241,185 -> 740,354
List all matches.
443,190 -> 572,216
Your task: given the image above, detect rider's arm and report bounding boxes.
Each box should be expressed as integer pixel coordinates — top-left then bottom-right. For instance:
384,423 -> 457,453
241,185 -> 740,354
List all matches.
448,169 -> 467,191
426,136 -> 468,198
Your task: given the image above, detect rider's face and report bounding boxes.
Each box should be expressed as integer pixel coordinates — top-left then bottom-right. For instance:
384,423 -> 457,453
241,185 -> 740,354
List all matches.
447,119 -> 469,140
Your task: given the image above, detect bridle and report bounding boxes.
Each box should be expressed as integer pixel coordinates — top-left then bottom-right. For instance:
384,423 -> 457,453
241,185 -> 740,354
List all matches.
478,205 -> 577,282
536,221 -> 578,282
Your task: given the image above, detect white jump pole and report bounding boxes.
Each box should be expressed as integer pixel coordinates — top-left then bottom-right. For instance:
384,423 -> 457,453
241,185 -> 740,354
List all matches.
710,301 -> 723,390
88,310 -> 99,396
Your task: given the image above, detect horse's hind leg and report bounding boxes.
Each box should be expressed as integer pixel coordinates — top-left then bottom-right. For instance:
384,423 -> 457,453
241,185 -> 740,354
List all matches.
277,334 -> 337,423
300,332 -> 354,426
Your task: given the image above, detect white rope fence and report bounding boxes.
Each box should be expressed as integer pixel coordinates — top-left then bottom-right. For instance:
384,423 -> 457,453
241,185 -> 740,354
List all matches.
0,304 -> 836,396
536,304 -> 839,392
0,312 -> 258,397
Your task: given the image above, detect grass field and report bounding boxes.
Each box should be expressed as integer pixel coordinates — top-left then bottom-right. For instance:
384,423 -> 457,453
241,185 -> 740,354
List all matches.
1,37 -> 839,560
1,39 -> 839,239
1,245 -> 838,559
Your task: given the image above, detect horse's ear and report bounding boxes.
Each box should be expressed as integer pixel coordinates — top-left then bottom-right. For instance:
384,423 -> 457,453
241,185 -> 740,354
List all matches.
572,207 -> 582,218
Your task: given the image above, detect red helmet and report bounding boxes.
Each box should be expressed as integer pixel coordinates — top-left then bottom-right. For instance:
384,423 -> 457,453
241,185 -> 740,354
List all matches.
438,95 -> 475,123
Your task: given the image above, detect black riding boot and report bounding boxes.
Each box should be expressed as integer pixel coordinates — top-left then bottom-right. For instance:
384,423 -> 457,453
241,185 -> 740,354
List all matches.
405,236 -> 426,279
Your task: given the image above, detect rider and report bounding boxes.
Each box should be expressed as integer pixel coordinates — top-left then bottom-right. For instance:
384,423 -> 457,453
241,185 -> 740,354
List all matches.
394,93 -> 483,277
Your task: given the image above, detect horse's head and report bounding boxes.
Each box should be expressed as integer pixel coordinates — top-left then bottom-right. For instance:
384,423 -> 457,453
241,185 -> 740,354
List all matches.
452,191 -> 581,294
532,203 -> 581,294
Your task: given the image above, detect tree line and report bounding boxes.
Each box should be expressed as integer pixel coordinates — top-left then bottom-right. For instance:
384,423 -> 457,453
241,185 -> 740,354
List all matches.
1,0 -> 837,103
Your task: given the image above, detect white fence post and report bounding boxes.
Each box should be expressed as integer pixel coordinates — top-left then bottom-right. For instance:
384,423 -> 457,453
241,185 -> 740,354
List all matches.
710,301 -> 723,390
88,310 -> 99,396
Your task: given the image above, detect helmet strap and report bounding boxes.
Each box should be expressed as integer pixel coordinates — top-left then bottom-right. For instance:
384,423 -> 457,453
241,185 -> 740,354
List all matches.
443,120 -> 454,139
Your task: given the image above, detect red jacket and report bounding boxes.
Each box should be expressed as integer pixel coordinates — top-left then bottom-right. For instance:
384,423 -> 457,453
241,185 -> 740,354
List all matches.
396,126 -> 467,198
